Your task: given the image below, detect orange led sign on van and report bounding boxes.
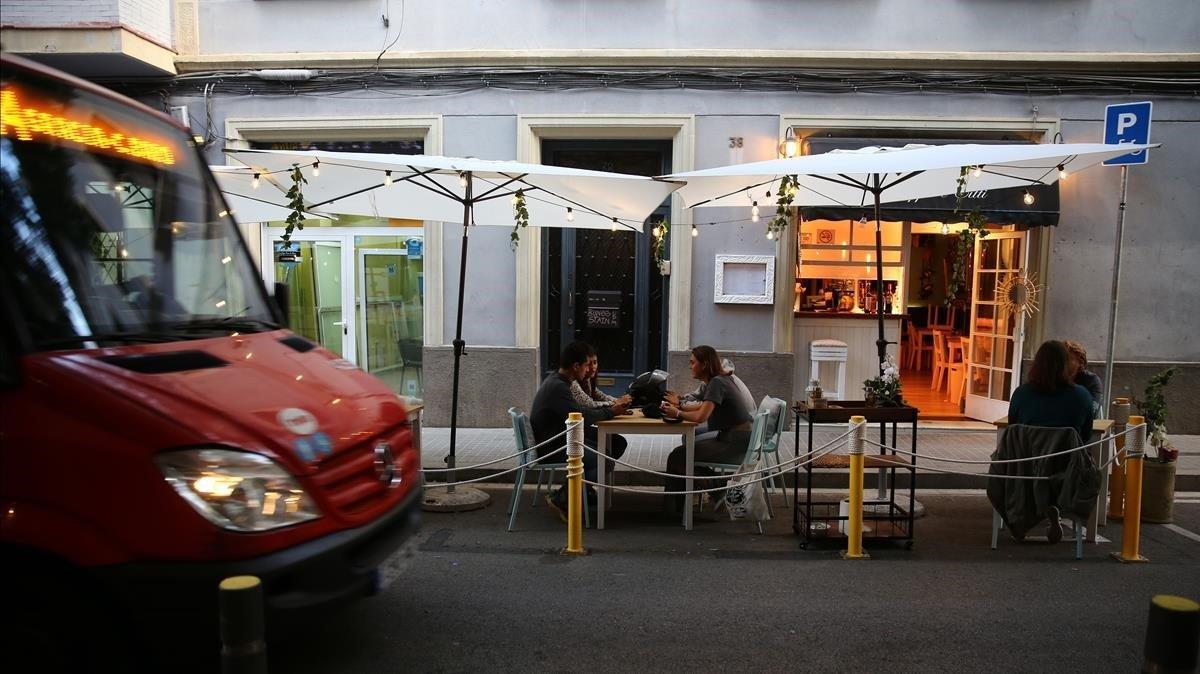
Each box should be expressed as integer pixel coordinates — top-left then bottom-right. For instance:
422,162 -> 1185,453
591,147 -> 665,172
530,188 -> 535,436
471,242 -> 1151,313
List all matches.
0,86 -> 177,166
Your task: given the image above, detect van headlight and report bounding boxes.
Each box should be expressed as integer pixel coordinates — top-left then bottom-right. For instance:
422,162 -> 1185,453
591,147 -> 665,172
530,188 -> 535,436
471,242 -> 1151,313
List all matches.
156,449 -> 321,532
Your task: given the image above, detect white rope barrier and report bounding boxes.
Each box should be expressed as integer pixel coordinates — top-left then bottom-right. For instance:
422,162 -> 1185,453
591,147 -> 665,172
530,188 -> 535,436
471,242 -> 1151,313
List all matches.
420,421 -> 581,473
579,424 -> 860,481
422,445 -> 567,488
859,423 -> 1145,465
581,442 -> 845,496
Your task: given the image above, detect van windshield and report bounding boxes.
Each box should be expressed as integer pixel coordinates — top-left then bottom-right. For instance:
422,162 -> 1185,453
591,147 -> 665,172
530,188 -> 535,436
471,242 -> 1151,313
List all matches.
0,70 -> 277,351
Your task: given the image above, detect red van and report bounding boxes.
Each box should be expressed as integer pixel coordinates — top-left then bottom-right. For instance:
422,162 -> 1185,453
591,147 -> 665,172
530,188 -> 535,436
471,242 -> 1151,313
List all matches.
0,54 -> 421,668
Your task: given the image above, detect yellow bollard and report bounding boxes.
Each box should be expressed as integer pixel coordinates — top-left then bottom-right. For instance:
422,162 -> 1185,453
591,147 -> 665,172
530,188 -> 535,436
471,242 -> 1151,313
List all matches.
1107,397 -> 1130,521
842,416 -> 869,560
562,412 -> 587,556
1143,594 -> 1200,673
1112,415 -> 1148,563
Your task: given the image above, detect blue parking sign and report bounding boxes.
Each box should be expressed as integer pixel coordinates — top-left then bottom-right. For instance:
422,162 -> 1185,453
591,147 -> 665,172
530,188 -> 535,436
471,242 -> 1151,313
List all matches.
1103,102 -> 1152,166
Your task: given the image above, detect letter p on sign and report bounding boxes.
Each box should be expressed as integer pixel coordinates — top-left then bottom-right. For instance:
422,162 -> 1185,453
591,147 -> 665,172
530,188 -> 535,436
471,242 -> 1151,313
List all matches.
1104,101 -> 1153,166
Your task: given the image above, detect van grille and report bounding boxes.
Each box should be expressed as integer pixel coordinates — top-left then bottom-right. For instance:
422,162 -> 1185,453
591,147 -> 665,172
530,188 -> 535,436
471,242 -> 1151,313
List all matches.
310,425 -> 414,516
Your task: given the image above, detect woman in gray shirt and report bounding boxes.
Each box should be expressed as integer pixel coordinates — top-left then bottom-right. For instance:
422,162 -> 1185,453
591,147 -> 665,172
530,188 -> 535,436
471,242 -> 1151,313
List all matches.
660,345 -> 753,512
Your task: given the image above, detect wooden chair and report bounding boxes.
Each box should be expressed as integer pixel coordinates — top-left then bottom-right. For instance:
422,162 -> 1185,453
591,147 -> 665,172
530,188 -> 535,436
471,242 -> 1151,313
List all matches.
931,330 -> 950,392
946,337 -> 969,405
905,321 -> 934,370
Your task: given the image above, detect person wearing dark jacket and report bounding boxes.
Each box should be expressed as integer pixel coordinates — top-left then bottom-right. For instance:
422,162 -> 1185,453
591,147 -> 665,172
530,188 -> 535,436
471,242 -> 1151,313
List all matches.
1064,340 -> 1104,415
530,341 -> 629,519
1005,340 -> 1096,542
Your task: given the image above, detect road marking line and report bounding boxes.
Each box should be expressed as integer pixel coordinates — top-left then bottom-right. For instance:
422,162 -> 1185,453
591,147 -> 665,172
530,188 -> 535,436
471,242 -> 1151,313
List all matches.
1163,523 -> 1200,544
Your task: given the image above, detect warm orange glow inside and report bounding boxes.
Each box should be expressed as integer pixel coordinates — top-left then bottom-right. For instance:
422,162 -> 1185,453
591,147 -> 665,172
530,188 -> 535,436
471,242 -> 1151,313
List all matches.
0,86 -> 177,166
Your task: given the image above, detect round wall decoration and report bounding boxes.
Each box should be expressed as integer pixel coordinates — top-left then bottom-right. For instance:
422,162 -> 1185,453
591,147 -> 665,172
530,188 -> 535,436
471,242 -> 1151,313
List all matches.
996,272 -> 1042,317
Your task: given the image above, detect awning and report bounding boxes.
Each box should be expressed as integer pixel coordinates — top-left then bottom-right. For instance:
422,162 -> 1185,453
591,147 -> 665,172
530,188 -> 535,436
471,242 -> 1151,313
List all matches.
798,137 -> 1060,227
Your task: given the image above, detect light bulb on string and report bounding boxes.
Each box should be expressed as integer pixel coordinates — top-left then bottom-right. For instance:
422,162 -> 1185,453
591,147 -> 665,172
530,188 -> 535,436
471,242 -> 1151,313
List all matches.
972,165 -> 983,179
251,173 -> 260,190
458,173 -> 468,188
751,201 -> 760,222
941,223 -> 951,236
1023,190 -> 1035,206
1057,164 -> 1068,181
766,229 -> 774,241
652,225 -> 662,238
691,224 -> 698,238
566,207 -> 574,222
611,217 -> 618,232
311,161 -> 319,178
383,170 -> 392,186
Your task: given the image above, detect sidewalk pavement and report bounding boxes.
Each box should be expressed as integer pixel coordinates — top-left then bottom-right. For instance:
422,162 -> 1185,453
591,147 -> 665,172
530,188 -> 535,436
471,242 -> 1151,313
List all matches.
420,423 -> 1200,490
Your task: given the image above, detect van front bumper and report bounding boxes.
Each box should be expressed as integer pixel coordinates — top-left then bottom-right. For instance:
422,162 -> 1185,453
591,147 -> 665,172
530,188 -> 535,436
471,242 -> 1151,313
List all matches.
95,485 -> 422,629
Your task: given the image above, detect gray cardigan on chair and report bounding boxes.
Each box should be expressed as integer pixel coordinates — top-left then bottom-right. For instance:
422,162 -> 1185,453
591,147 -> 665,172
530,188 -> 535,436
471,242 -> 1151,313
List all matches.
986,424 -> 1102,539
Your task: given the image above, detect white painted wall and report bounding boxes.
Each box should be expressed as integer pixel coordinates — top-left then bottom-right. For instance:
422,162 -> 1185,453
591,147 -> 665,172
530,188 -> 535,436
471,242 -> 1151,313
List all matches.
195,0 -> 1200,55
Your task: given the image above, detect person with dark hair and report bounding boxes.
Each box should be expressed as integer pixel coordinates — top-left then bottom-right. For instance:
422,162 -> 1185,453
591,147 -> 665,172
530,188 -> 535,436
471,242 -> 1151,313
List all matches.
530,340 -> 629,520
659,345 -> 754,512
1009,340 -> 1095,444
1064,340 -> 1103,415
1005,340 -> 1096,543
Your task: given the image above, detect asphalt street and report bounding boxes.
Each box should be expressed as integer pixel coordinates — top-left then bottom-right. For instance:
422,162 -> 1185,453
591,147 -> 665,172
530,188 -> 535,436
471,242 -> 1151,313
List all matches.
270,489 -> 1200,673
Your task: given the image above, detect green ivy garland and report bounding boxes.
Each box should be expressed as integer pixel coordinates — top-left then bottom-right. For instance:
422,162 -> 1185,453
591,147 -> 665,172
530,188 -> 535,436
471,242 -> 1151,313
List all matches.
767,174 -> 797,238
510,190 -> 529,251
651,218 -> 670,273
944,167 -> 990,308
282,166 -> 307,246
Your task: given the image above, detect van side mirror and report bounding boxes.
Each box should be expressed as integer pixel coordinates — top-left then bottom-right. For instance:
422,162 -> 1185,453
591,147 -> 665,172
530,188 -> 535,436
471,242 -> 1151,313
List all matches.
273,282 -> 290,328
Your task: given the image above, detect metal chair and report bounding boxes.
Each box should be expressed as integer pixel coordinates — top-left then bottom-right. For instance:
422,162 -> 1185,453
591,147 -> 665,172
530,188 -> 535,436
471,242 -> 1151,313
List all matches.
755,397 -> 791,508
398,339 -> 423,397
991,510 -> 1086,560
695,410 -> 771,533
506,407 -> 588,531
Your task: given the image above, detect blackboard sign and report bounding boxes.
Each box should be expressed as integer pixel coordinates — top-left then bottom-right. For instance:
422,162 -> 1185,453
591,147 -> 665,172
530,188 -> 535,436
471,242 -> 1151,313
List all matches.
586,290 -> 622,329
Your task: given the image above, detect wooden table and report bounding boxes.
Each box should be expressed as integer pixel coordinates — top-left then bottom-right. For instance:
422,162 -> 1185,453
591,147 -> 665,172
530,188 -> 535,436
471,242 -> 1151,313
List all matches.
595,411 -> 697,530
406,404 -> 423,454
993,416 -> 1115,544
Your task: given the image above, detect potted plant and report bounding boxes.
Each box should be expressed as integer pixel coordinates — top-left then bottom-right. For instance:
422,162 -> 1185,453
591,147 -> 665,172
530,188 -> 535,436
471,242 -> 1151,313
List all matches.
863,356 -> 904,407
1134,366 -> 1180,523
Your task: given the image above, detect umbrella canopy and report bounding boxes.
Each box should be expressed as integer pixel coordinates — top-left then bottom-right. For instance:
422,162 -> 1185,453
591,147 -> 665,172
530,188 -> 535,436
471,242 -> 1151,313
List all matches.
210,165 -> 333,223
666,142 -> 1159,209
662,141 -> 1159,373
226,148 -> 676,231
224,148 -> 681,492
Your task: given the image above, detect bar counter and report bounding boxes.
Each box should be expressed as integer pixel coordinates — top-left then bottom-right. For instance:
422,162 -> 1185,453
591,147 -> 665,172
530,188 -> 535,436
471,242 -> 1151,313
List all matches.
792,311 -> 904,402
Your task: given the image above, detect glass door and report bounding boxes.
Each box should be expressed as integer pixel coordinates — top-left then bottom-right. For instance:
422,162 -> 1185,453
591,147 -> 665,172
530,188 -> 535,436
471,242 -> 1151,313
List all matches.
965,231 -> 1028,422
358,245 -> 424,398
266,235 -> 355,362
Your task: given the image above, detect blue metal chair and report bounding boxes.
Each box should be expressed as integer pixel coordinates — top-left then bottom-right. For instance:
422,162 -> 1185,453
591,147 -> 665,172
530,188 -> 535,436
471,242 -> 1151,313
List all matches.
696,409 -> 771,532
506,407 -> 589,532
756,397 -> 790,508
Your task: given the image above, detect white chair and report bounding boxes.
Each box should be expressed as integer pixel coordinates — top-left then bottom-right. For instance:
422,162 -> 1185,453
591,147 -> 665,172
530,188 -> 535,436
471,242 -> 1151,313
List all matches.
810,339 -> 848,401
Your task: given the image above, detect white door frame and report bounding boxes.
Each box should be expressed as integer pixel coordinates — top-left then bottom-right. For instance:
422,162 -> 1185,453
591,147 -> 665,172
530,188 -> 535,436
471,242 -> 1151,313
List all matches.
357,247 -> 411,374
261,230 -> 356,363
965,229 -> 1029,422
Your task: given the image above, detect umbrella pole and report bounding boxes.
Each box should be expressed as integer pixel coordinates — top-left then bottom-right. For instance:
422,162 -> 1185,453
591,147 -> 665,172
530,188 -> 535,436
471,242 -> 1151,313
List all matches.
872,179 -> 887,373
446,173 -> 474,493
1101,165 -> 1129,410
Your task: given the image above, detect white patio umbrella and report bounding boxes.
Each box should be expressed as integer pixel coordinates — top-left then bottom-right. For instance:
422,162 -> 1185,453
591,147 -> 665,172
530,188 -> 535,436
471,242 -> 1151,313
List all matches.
663,142 -> 1158,372
210,165 -> 332,223
226,148 -> 681,497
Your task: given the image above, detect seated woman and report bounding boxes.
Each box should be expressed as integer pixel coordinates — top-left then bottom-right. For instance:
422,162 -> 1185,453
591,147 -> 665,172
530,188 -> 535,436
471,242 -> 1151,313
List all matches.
1005,340 -> 1095,543
1008,340 -> 1095,443
570,353 -> 632,411
660,345 -> 753,512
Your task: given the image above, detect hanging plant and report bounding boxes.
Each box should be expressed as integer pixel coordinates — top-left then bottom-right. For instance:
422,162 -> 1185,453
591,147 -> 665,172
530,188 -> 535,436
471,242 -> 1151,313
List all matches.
767,174 -> 797,238
945,167 -> 990,307
651,218 -> 670,274
510,189 -> 529,251
282,166 -> 307,247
